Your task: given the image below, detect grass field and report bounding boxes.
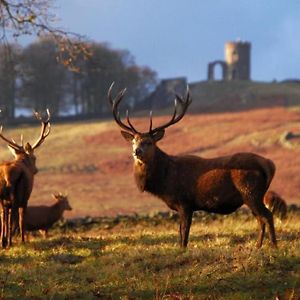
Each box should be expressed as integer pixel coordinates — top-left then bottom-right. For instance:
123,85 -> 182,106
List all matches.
0,210 -> 299,299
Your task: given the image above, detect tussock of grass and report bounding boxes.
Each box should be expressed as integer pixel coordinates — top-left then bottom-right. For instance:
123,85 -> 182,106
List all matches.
0,211 -> 299,299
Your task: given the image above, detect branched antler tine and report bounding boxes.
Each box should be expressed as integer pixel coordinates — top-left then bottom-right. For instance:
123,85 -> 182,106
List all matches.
108,82 -> 115,105
166,100 -> 178,125
126,110 -> 138,133
20,134 -> 24,147
150,90 -> 191,133
32,110 -> 51,149
33,110 -> 42,121
149,111 -> 153,132
108,83 -> 138,133
0,126 -> 23,150
45,109 -> 51,123
111,106 -> 133,133
149,100 -> 177,134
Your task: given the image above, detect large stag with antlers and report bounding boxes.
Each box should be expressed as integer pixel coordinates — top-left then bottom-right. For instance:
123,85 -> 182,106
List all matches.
0,110 -> 51,248
108,83 -> 277,248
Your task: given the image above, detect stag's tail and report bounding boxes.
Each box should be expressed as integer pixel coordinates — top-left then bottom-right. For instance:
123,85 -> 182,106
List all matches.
264,191 -> 287,220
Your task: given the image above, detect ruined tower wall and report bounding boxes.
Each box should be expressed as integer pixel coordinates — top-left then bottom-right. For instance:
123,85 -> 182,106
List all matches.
225,41 -> 251,80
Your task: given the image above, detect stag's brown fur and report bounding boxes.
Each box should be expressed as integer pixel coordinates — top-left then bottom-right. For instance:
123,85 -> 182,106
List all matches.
109,84 -> 277,248
0,110 -> 50,248
24,193 -> 72,237
264,190 -> 287,220
127,133 -> 276,248
0,148 -> 36,247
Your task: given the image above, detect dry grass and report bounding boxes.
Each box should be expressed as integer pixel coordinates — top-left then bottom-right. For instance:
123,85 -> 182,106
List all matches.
0,210 -> 299,299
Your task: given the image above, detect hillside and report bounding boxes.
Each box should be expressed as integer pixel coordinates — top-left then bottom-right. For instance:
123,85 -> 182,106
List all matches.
0,105 -> 300,218
189,80 -> 300,112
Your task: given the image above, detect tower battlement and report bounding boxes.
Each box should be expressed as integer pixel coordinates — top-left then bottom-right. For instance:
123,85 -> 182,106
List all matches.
208,41 -> 251,81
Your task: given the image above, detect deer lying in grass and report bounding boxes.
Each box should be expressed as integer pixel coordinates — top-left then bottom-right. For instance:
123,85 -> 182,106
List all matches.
24,193 -> 72,237
0,110 -> 51,248
264,190 -> 287,220
108,83 -> 277,248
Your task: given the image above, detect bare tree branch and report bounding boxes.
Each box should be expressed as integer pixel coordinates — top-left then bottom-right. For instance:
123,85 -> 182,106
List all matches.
0,0 -> 90,71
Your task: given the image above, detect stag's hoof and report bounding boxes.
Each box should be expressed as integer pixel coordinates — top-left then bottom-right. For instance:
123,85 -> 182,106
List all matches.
270,242 -> 278,249
256,242 -> 263,249
2,238 -> 8,249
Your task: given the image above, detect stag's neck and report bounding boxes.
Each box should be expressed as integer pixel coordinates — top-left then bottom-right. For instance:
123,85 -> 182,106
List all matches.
15,155 -> 37,176
134,147 -> 170,194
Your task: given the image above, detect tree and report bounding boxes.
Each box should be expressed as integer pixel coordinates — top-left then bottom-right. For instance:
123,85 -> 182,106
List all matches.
68,42 -> 158,116
0,0 -> 89,72
0,43 -> 20,119
20,37 -> 67,115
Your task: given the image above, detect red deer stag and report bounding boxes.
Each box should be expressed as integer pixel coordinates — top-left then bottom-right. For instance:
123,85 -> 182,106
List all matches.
108,83 -> 277,248
0,110 -> 51,248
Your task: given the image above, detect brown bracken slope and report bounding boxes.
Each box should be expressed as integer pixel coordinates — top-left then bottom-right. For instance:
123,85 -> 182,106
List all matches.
1,106 -> 300,218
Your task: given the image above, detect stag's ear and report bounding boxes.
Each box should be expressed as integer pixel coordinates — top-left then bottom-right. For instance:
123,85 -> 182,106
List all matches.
52,193 -> 58,200
121,131 -> 134,142
152,129 -> 165,142
24,142 -> 33,155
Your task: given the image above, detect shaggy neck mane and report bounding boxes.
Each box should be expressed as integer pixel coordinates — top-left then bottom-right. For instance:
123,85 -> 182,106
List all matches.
134,147 -> 170,195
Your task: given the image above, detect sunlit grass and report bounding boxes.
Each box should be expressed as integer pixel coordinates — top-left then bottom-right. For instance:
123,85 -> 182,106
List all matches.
0,211 -> 299,299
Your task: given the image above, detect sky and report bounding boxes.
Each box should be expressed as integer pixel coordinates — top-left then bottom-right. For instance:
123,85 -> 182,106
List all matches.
49,0 -> 300,83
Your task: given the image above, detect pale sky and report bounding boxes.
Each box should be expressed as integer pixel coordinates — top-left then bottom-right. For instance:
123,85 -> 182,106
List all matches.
52,1 -> 300,82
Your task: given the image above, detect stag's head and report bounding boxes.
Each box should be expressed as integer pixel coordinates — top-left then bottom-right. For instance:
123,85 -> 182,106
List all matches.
52,193 -> 72,211
0,110 -> 51,174
108,83 -> 192,163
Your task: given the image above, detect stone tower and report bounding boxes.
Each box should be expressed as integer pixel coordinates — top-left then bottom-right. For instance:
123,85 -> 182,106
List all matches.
225,41 -> 251,80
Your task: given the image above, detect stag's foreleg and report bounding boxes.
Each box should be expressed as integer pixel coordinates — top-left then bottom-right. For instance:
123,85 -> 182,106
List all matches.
0,203 -> 5,248
178,208 -> 193,248
1,205 -> 8,248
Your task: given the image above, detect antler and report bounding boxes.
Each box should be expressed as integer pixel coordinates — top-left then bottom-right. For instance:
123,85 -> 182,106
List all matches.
108,82 -> 139,134
149,86 -> 192,134
0,109 -> 51,152
0,126 -> 24,151
31,109 -> 51,149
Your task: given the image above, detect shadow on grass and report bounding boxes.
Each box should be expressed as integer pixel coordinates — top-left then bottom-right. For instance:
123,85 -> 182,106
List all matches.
99,254 -> 300,299
29,235 -> 104,252
112,231 -> 257,248
26,229 -> 280,253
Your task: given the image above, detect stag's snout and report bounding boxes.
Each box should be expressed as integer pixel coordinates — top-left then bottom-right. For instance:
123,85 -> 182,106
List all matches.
134,148 -> 143,159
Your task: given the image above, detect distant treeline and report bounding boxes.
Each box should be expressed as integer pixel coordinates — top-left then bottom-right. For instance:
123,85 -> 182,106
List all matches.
0,36 -> 158,122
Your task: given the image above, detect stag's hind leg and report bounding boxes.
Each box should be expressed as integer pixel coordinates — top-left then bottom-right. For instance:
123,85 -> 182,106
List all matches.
248,201 -> 277,248
237,170 -> 277,248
